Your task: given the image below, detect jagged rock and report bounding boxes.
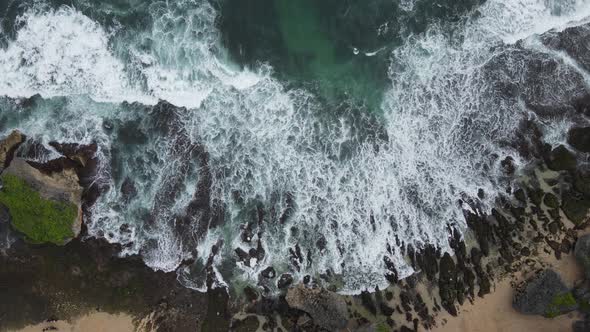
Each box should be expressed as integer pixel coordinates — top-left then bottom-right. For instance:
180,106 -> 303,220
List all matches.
513,269 -> 578,317
286,285 -> 348,331
546,145 -> 577,171
568,127 -> 590,153
277,273 -> 293,289
120,177 -> 138,203
575,235 -> 590,279
0,130 -> 25,172
261,266 -> 276,279
542,24 -> 590,72
439,253 -> 458,316
501,156 -> 516,175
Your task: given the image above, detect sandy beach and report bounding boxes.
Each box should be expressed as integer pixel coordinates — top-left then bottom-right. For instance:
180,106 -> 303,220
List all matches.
12,312 -> 135,332
431,246 -> 585,332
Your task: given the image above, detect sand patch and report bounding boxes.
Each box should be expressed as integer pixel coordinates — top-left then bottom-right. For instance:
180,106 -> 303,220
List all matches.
12,312 -> 135,332
430,244 -> 585,332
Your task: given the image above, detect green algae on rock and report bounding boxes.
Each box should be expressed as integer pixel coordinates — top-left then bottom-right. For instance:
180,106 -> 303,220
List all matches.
0,173 -> 77,245
546,292 -> 578,318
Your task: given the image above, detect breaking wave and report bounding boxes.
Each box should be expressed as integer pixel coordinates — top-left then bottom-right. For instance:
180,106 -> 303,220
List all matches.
0,0 -> 589,293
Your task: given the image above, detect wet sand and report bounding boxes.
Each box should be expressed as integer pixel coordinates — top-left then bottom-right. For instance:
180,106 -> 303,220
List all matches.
12,312 -> 135,332
431,247 -> 584,332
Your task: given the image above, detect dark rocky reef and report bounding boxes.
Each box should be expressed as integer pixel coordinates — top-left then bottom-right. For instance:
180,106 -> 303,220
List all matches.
0,237 -> 220,332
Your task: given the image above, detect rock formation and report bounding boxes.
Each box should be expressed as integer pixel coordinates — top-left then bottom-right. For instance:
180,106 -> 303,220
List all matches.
0,130 -> 97,245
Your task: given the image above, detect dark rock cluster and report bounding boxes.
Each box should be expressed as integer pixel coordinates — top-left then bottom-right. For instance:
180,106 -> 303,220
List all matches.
513,269 -> 577,317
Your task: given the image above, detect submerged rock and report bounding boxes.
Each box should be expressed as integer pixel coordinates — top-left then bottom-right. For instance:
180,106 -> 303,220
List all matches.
513,269 -> 578,317
568,127 -> 590,153
286,284 -> 348,331
277,273 -> 294,289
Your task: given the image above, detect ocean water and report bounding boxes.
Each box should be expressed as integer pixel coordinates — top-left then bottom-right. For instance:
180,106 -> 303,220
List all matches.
0,0 -> 589,293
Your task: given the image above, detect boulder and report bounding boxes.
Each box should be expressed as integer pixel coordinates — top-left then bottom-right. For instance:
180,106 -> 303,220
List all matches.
568,127 -> 590,153
543,193 -> 560,209
575,235 -> 590,279
277,273 -> 294,289
0,130 -> 25,172
561,191 -> 590,226
546,145 -> 577,171
0,158 -> 83,245
286,284 -> 349,331
513,269 -> 578,317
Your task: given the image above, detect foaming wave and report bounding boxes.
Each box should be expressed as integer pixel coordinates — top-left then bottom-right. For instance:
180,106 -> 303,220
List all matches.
478,0 -> 590,43
0,7 -> 147,103
1,0 -> 590,293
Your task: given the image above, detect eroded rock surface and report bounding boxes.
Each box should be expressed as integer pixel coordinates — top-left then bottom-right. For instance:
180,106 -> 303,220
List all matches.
286,284 -> 348,331
0,130 -> 25,172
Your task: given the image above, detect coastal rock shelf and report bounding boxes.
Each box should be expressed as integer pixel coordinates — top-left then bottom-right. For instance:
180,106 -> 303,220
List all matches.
2,0 -> 590,332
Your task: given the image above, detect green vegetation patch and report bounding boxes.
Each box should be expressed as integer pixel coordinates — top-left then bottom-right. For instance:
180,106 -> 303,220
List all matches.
545,292 -> 577,318
0,174 -> 77,245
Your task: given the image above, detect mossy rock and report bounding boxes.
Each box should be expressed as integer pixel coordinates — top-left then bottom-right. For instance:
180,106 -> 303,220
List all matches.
546,292 -> 578,318
0,174 -> 77,245
513,269 -> 578,317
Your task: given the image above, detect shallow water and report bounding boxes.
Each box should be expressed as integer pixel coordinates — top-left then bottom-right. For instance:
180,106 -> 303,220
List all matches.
0,0 -> 589,293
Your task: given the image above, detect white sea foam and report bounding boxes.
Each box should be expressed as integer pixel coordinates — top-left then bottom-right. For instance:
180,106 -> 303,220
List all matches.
1,0 -> 590,293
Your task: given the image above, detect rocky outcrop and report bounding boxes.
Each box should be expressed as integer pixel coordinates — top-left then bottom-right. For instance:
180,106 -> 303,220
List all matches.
285,284 -> 349,331
438,253 -> 458,316
541,24 -> 590,73
0,131 -> 99,245
0,130 -> 25,172
513,269 -> 578,317
1,158 -> 82,245
575,235 -> 590,278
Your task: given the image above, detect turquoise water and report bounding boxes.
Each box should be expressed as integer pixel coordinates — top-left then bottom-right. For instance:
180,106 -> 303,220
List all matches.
218,0 -> 482,111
